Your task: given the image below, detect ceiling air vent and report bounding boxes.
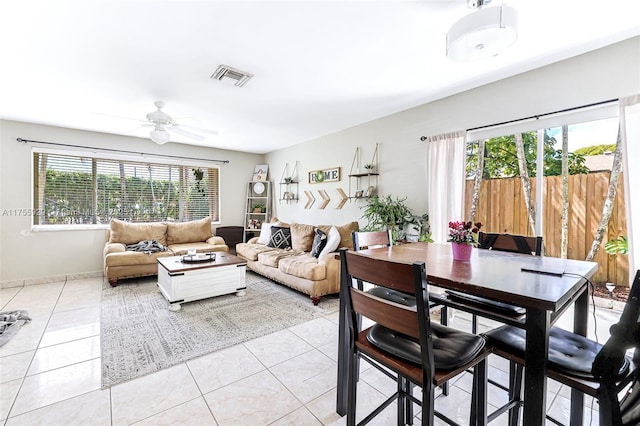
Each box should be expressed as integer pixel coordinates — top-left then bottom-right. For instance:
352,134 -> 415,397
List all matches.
210,64 -> 253,87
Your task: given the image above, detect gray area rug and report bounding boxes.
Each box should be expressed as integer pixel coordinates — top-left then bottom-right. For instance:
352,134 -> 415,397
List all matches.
0,310 -> 31,347
101,272 -> 339,388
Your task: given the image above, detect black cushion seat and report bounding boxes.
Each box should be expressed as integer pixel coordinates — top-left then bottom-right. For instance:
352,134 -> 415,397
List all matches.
445,290 -> 525,315
485,325 -> 630,380
367,323 -> 486,370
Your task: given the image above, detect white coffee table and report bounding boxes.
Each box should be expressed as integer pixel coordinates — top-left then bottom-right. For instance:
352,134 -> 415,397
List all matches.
157,253 -> 247,311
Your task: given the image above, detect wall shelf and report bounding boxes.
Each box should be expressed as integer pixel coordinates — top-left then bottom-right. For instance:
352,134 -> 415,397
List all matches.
279,161 -> 299,203
243,181 -> 272,242
348,144 -> 380,200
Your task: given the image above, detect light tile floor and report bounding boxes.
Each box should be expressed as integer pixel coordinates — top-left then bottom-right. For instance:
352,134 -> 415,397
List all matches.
0,276 -> 623,425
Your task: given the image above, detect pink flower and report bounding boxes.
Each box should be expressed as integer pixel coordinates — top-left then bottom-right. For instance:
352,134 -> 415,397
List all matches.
448,221 -> 482,245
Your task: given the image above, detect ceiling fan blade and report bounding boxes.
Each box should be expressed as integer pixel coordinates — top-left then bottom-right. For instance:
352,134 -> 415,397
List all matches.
169,126 -> 206,141
186,125 -> 219,136
92,112 -> 145,123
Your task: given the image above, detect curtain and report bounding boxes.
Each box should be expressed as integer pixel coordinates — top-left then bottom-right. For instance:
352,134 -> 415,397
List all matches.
620,95 -> 640,281
425,131 -> 467,244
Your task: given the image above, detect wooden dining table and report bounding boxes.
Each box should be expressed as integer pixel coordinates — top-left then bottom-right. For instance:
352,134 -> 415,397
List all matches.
335,242 -> 598,426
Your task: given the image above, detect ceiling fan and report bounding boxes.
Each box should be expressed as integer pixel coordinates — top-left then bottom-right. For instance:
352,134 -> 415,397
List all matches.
97,101 -> 217,145
144,101 -> 217,145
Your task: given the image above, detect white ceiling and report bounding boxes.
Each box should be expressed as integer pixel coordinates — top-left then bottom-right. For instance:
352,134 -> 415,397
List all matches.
1,1 -> 639,154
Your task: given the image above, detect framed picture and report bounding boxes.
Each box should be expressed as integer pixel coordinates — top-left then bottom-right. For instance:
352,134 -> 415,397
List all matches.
365,186 -> 375,198
252,165 -> 268,181
309,167 -> 341,183
283,191 -> 290,200
355,189 -> 364,198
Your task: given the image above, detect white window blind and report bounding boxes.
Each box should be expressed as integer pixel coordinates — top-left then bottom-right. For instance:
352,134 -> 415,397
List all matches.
33,151 -> 220,225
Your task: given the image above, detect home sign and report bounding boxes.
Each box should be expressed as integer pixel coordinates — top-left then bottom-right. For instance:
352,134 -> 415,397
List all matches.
309,167 -> 341,183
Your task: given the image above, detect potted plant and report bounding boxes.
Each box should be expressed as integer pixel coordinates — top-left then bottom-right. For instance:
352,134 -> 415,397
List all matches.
252,203 -> 266,213
283,177 -> 293,184
361,195 -> 416,242
363,164 -> 375,173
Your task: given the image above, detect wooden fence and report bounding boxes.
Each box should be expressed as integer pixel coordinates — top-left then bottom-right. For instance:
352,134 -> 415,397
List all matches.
464,172 -> 629,285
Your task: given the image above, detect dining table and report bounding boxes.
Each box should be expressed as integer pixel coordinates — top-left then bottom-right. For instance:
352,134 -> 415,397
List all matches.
335,242 -> 598,426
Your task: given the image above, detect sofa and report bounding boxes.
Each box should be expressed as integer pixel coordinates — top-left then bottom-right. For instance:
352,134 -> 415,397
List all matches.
104,217 -> 229,286
235,219 -> 359,304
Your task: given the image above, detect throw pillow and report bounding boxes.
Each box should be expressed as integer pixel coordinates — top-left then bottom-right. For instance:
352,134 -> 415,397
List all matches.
319,226 -> 341,259
166,216 -> 212,245
291,223 -> 316,252
258,221 -> 280,245
267,226 -> 292,249
311,228 -> 328,258
318,221 -> 359,249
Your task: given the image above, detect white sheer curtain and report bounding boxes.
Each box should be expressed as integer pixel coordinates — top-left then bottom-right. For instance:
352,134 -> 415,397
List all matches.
620,95 -> 640,281
425,131 -> 467,243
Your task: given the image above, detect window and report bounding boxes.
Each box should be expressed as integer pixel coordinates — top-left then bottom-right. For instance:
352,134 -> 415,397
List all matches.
32,150 -> 220,225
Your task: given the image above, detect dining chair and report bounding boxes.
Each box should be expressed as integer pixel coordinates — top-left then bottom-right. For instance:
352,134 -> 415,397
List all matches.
352,230 -> 451,395
436,232 -> 542,423
340,248 -> 491,426
352,230 -> 420,306
484,269 -> 640,426
446,232 -> 543,334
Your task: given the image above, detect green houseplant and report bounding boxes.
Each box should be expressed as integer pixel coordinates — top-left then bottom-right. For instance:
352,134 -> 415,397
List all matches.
252,203 -> 266,213
361,195 -> 427,242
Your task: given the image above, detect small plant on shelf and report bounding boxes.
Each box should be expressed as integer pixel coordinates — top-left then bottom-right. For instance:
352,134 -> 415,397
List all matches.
363,164 -> 375,172
252,203 -> 266,213
283,177 -> 293,184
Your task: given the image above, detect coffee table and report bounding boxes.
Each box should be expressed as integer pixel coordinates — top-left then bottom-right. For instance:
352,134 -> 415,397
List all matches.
157,253 -> 247,311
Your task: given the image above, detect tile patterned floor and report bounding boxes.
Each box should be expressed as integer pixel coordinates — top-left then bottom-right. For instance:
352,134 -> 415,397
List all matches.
0,276 -> 623,425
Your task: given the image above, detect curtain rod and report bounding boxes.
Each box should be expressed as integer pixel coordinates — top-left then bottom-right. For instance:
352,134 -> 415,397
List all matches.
419,98 -> 618,141
16,138 -> 230,164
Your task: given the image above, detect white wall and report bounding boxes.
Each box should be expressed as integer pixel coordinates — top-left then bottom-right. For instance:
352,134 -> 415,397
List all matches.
266,37 -> 640,229
0,120 -> 264,283
2,36 -> 639,283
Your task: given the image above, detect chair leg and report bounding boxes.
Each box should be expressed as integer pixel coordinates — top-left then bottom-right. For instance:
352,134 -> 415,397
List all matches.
397,376 -> 405,426
346,351 -> 359,426
470,359 -> 488,426
439,306 -> 450,396
404,378 -> 414,425
508,363 -> 523,426
422,382 -> 435,425
472,314 -> 479,334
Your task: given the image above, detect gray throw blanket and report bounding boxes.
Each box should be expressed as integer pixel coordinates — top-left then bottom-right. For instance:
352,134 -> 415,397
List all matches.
125,239 -> 167,254
0,310 -> 31,347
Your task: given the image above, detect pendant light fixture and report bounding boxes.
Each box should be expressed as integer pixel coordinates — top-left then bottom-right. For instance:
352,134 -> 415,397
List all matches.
446,1 -> 518,61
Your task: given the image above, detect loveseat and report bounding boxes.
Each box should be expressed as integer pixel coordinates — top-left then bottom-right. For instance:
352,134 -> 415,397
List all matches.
235,220 -> 359,304
103,217 -> 229,286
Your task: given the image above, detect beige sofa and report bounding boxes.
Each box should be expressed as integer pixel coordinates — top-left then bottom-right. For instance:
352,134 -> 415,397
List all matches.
235,220 -> 359,305
104,217 -> 229,286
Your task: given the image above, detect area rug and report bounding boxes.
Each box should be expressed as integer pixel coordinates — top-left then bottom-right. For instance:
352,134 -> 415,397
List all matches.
101,272 -> 339,388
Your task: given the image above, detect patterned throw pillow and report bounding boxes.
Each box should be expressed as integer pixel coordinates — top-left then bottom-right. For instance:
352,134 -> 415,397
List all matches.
267,226 -> 292,249
311,228 -> 327,258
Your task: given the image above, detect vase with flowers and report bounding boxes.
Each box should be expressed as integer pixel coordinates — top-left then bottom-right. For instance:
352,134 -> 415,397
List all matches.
448,221 -> 482,261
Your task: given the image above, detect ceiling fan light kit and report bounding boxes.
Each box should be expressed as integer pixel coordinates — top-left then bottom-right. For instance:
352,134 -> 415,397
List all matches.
446,4 -> 518,61
150,126 -> 171,145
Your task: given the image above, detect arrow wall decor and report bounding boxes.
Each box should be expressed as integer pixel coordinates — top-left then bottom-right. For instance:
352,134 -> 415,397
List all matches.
335,188 -> 348,209
318,190 -> 330,209
304,190 -> 315,209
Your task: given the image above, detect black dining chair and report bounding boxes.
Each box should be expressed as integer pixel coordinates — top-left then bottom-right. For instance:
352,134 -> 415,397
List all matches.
352,230 -> 450,396
484,269 -> 640,425
446,232 -> 543,334
340,248 -> 491,425
435,232 -> 542,423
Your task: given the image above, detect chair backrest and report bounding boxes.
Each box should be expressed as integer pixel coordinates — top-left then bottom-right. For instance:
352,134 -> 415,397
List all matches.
478,232 -> 543,256
592,269 -> 640,425
352,230 -> 392,251
340,248 -> 435,377
593,269 -> 640,377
